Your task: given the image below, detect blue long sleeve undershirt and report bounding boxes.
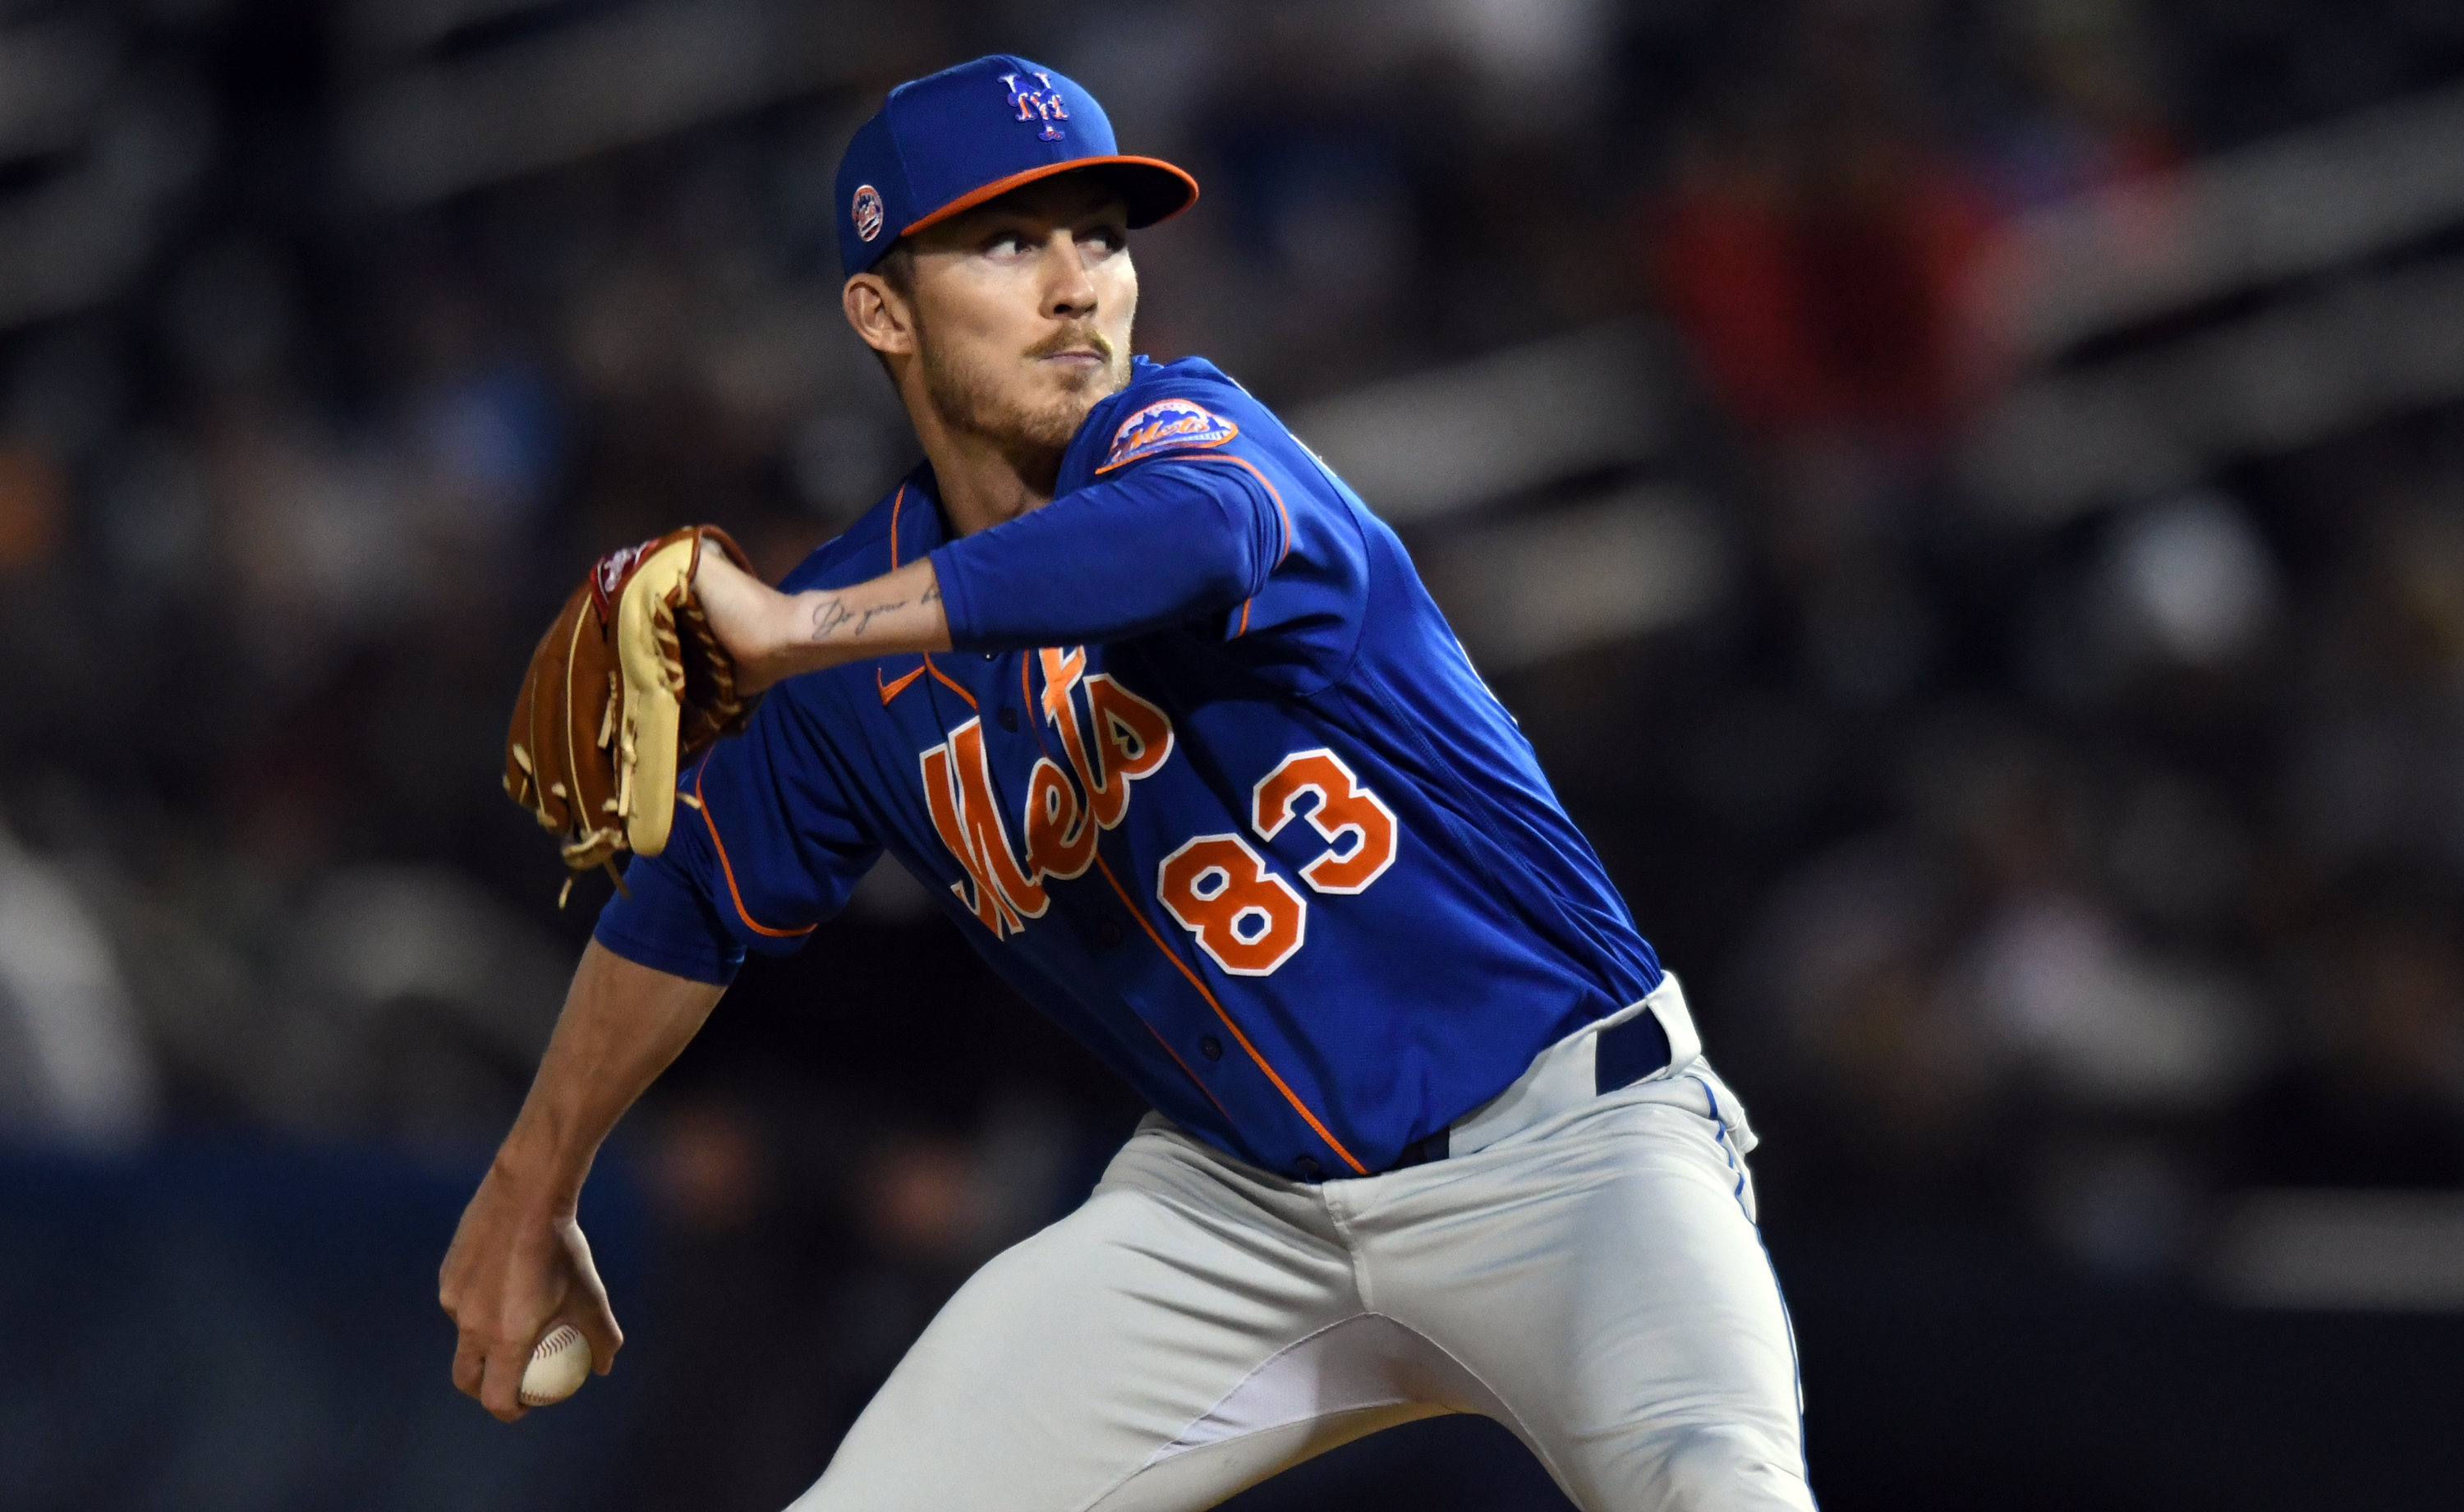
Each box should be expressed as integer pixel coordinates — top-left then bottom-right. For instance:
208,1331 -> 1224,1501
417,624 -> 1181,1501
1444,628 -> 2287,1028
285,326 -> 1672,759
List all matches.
928,454 -> 1285,652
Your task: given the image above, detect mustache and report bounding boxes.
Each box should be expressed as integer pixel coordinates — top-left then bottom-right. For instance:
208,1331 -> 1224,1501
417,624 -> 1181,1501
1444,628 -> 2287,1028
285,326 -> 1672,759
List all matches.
1025,326 -> 1115,363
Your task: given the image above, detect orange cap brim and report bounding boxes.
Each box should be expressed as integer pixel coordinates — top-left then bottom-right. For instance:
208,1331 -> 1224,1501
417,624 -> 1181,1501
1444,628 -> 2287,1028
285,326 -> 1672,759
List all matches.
902,154 -> 1200,239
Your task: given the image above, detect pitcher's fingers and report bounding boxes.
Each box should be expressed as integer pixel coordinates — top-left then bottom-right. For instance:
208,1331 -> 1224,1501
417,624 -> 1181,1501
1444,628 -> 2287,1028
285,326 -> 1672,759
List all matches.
563,1226 -> 624,1373
452,1330 -> 489,1399
575,1304 -> 623,1376
478,1335 -> 533,1422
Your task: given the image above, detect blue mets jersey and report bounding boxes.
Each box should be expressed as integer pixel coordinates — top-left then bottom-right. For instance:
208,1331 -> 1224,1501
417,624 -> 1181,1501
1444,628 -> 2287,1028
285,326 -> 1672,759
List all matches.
595,355 -> 1662,1179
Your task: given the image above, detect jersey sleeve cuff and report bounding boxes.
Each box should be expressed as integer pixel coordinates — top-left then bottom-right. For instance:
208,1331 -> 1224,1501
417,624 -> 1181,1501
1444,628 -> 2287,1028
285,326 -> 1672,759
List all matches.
926,543 -> 991,652
591,914 -> 743,985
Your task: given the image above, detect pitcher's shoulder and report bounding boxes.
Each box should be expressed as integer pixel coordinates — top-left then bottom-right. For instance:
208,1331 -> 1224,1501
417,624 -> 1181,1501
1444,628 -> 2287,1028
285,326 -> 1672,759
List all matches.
1072,356 -> 1303,477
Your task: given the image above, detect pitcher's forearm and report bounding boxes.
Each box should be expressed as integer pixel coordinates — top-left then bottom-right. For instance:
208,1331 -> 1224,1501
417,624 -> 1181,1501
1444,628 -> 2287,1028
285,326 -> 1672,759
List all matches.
769,557 -> 953,682
494,940 -> 724,1208
697,552 -> 952,694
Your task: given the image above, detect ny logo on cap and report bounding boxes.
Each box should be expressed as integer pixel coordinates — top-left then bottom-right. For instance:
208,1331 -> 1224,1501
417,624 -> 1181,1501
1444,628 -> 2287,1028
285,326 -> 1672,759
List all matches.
1000,71 -> 1069,141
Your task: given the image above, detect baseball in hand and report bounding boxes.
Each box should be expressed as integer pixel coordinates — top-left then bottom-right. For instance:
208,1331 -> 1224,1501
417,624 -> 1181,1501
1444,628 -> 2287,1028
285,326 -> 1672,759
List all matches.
519,1324 -> 594,1406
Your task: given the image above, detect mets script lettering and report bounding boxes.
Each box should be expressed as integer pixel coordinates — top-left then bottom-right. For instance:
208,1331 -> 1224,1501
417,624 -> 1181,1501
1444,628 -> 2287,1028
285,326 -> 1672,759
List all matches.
919,649 -> 1171,938
1099,398 -> 1240,472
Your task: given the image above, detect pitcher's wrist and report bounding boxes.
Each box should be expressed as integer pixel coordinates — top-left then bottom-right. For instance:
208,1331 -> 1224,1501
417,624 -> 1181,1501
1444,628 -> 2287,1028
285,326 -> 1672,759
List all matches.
489,1124 -> 591,1216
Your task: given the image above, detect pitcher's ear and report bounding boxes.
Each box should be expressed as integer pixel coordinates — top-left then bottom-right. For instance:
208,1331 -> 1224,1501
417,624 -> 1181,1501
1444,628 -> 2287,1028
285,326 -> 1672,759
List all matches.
844,272 -> 916,358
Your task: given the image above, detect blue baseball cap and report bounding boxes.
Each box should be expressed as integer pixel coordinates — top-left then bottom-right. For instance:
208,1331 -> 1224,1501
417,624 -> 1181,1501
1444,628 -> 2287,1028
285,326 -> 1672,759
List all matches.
834,55 -> 1199,278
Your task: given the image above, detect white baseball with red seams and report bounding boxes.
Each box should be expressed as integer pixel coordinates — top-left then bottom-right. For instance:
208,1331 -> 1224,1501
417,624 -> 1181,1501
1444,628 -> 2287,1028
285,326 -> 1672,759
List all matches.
520,1323 -> 592,1406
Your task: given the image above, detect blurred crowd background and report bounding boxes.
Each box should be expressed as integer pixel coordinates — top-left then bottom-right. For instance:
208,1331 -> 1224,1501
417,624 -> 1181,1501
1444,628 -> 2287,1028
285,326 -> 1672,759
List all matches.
7,1 -> 2464,1508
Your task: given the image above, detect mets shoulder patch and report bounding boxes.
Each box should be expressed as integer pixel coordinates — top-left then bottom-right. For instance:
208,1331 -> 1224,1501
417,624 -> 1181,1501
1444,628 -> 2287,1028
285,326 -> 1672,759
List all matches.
1099,398 -> 1239,471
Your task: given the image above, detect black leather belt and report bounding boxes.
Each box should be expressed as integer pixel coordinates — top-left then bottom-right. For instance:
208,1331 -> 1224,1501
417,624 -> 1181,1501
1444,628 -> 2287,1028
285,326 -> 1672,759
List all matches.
1387,1007 -> 1672,1171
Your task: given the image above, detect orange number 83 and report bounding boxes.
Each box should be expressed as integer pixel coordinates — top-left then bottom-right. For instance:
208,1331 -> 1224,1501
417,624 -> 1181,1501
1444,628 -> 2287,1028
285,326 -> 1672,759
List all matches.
1154,749 -> 1400,976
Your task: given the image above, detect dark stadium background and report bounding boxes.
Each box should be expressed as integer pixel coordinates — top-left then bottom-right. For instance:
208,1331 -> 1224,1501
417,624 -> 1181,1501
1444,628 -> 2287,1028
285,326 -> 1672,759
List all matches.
4,2 -> 2463,1508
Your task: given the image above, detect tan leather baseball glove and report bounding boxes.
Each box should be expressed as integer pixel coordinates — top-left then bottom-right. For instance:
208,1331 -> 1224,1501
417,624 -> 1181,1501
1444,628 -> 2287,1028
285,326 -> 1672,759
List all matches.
504,526 -> 757,900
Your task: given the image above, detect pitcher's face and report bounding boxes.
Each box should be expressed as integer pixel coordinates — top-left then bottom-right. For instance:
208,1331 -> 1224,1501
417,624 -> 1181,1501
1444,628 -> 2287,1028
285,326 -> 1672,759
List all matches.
889,175 -> 1138,454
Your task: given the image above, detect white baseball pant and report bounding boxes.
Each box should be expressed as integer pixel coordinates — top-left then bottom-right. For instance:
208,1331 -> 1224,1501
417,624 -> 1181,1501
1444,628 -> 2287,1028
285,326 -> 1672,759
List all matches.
792,978 -> 1814,1511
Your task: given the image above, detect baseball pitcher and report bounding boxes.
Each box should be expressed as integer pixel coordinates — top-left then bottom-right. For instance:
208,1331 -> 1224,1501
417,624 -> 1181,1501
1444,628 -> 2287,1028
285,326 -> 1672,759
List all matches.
442,54 -> 1815,1512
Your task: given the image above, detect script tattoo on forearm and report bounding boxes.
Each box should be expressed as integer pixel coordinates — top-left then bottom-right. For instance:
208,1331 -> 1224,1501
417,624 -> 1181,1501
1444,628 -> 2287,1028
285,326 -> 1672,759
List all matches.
807,579 -> 938,643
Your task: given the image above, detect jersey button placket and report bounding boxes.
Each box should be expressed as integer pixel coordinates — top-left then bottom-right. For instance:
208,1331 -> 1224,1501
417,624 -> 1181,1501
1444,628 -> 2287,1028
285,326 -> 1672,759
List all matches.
1199,1035 -> 1222,1061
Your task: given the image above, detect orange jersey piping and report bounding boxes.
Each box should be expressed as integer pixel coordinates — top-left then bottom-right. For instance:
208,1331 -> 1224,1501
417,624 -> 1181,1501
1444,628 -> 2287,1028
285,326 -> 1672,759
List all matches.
1090,852 -> 1365,1174
1020,651 -> 1226,1121
1188,453 -> 1293,567
1182,453 -> 1291,638
694,763 -> 816,940
924,655 -> 977,708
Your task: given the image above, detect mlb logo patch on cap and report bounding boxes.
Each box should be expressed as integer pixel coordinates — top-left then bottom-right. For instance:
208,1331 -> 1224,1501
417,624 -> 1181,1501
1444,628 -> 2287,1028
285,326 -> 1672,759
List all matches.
851,184 -> 885,243
833,54 -> 1198,277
